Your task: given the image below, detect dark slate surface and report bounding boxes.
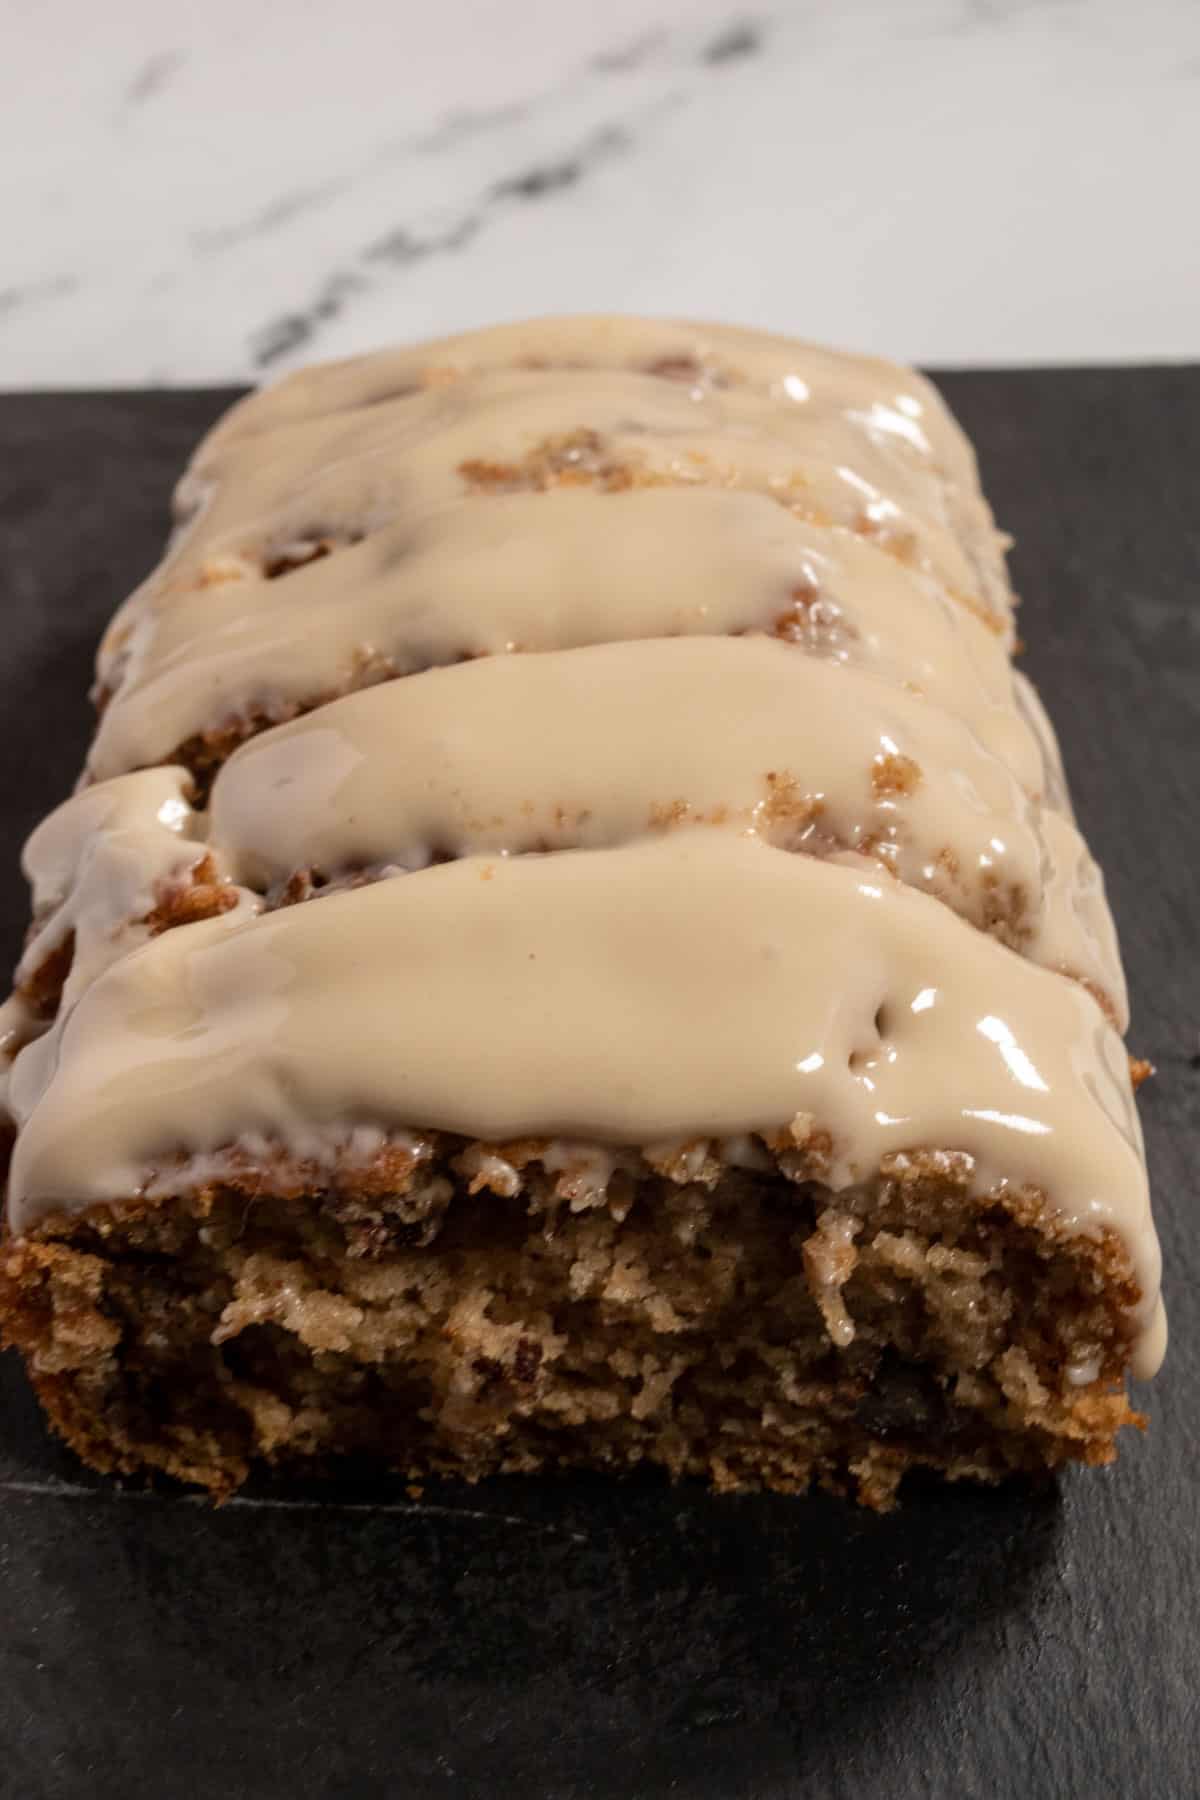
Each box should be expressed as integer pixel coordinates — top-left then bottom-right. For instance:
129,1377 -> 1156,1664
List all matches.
0,373 -> 1196,1800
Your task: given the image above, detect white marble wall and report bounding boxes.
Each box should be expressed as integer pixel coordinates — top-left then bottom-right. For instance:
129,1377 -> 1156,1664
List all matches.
4,0 -> 1198,385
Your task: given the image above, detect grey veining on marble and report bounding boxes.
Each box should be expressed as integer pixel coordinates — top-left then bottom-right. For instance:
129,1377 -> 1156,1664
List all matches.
3,0 -> 1199,385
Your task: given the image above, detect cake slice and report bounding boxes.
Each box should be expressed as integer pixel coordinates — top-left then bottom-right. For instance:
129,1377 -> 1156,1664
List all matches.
0,317 -> 1163,1507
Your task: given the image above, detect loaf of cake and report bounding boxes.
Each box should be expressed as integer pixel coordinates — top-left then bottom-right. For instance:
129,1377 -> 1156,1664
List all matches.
0,318 -> 1163,1507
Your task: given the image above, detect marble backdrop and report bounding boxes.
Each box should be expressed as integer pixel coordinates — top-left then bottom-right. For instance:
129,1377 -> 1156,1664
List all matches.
3,0 -> 1198,385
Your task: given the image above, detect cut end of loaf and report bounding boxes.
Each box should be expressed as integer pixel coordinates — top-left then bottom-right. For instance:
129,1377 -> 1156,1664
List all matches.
0,1139 -> 1143,1509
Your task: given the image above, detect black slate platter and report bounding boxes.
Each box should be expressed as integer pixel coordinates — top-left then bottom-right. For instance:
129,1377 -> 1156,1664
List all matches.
0,371 -> 1197,1800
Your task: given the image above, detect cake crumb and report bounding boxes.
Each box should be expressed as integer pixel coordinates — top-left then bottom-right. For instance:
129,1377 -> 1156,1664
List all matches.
871,752 -> 922,798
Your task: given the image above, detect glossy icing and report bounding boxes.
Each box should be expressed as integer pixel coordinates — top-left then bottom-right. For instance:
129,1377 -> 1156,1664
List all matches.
1,316 -> 1162,1375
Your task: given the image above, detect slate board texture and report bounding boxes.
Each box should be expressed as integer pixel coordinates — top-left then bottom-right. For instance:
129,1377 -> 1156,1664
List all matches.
0,371 -> 1196,1800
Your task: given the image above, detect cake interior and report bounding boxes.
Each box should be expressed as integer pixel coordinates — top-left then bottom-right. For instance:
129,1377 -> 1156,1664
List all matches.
0,1141 -> 1141,1509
